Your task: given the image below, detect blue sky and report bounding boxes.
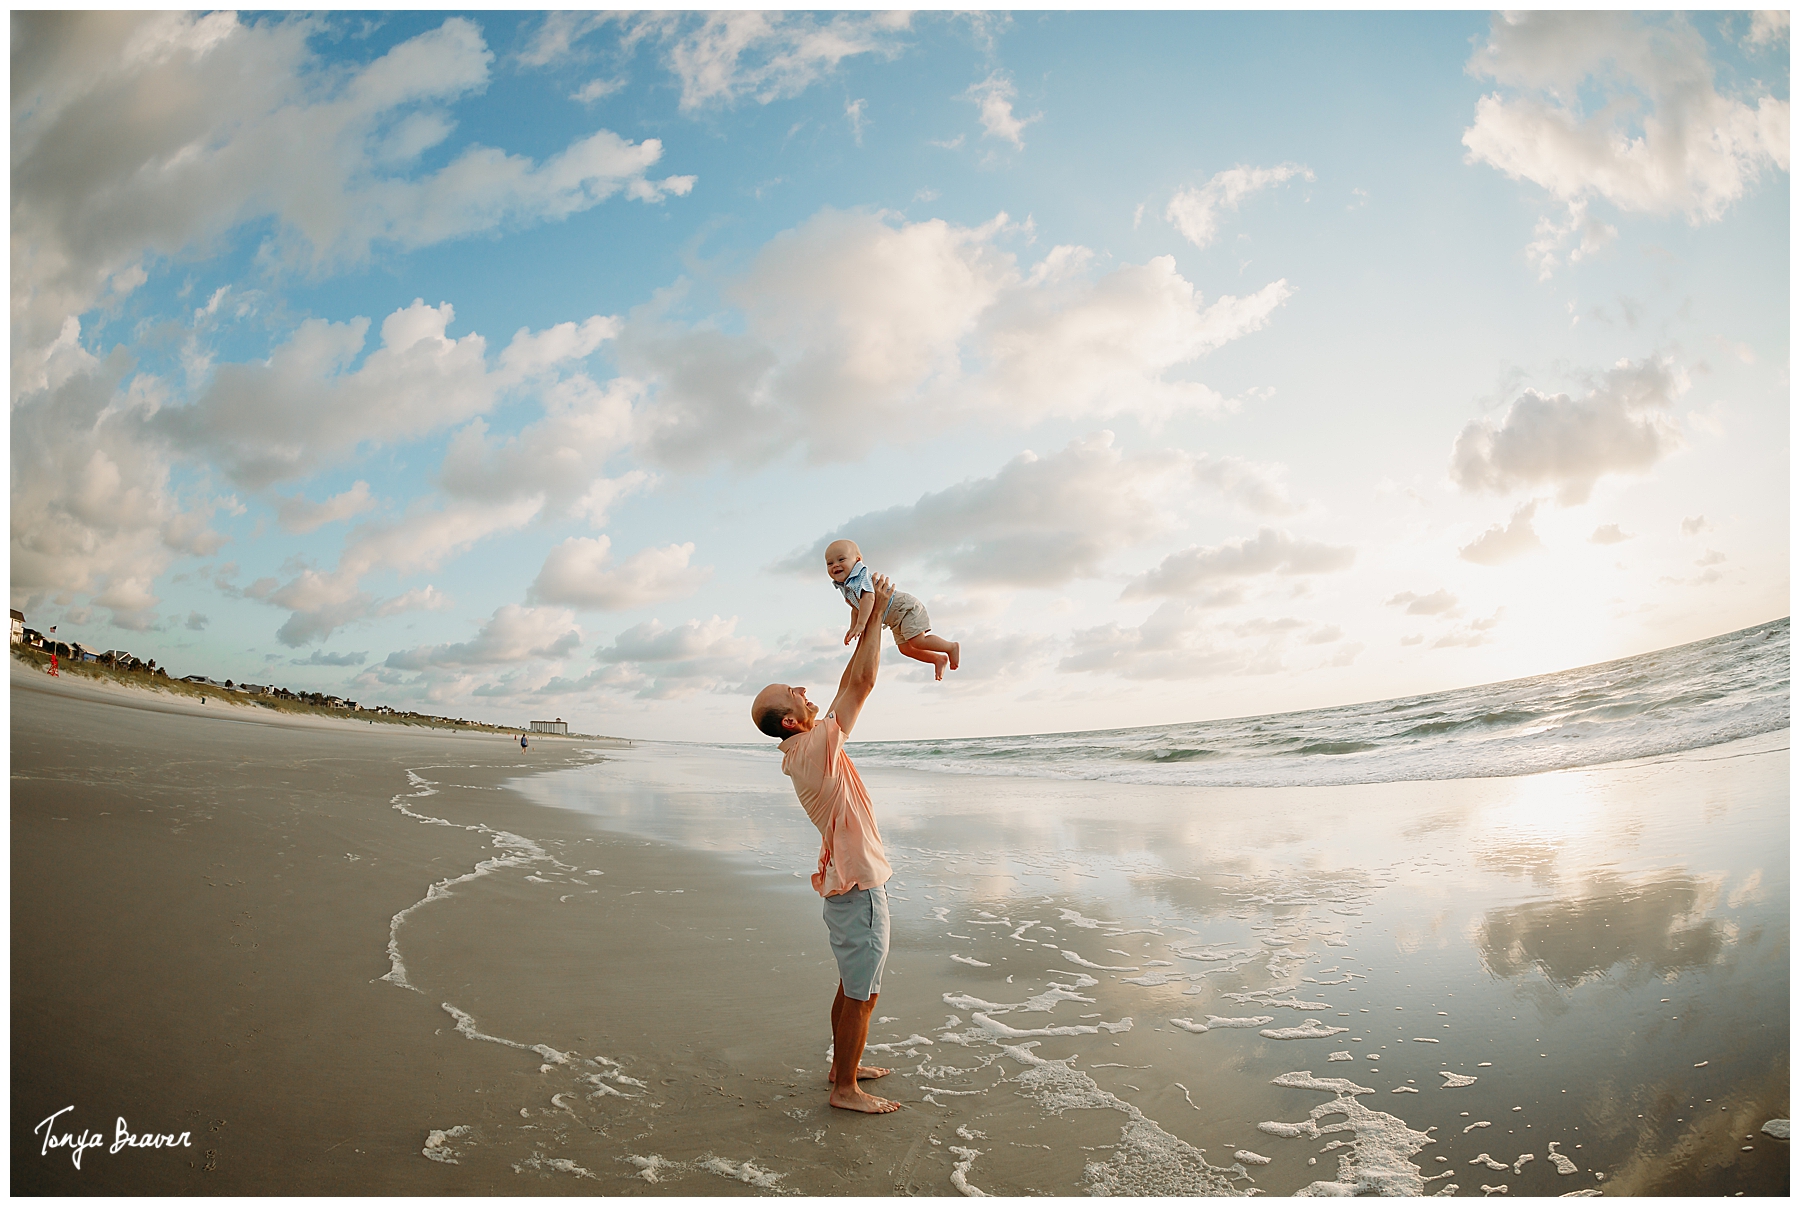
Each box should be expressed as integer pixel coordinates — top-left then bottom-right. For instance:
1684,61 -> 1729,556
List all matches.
12,10 -> 1790,740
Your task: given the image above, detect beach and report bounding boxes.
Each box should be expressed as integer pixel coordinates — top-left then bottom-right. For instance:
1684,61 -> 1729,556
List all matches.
12,646 -> 1789,1196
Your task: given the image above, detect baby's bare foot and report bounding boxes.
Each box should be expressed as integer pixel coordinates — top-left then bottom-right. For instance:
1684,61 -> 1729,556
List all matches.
932,654 -> 947,681
948,642 -> 960,671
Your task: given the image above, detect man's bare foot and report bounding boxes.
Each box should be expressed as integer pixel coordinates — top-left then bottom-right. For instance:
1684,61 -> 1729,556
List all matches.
932,654 -> 947,681
829,1086 -> 900,1113
948,642 -> 960,671
826,1065 -> 891,1085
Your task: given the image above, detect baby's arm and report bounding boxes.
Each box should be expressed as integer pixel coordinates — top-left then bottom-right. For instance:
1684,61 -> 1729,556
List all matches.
845,591 -> 876,645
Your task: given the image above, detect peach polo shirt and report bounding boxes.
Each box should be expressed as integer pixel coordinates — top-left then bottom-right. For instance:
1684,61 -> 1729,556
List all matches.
780,714 -> 893,897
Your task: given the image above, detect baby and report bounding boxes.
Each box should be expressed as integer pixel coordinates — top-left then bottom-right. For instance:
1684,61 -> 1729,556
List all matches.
825,539 -> 960,681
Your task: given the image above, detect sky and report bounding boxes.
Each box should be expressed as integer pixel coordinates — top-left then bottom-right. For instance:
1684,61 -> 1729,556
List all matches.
11,10 -> 1790,742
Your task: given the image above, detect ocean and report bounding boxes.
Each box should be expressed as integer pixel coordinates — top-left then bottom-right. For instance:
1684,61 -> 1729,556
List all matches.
487,620 -> 1789,1195
842,617 -> 1790,788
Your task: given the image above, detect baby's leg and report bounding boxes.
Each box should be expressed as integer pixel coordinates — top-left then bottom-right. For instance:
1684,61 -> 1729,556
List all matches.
896,637 -> 951,681
906,632 -> 959,671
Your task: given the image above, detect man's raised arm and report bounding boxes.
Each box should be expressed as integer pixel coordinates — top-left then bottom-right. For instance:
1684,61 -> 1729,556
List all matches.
827,572 -> 892,736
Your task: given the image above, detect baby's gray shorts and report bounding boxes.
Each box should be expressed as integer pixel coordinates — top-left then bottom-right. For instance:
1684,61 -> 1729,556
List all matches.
882,592 -> 930,645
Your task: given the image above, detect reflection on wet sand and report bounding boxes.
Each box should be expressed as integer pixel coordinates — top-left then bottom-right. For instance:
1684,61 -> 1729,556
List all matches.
1588,1057 -> 1791,1196
500,736 -> 1785,1195
1475,872 -> 1732,987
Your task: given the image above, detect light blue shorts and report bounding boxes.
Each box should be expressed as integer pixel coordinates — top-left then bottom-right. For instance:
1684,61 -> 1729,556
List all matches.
823,884 -> 890,1001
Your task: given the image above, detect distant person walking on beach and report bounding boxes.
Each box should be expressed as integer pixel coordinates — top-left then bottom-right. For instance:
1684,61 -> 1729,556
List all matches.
825,540 -> 959,680
752,571 -> 901,1114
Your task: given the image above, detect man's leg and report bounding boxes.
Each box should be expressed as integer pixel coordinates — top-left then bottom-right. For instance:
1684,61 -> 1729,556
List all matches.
828,985 -> 898,1113
826,983 -> 891,1085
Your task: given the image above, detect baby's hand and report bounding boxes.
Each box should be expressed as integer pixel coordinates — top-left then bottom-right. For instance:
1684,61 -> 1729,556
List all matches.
844,627 -> 858,646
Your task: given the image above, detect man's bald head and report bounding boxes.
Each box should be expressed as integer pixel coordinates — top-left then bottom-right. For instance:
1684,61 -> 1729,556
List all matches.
752,682 -> 816,739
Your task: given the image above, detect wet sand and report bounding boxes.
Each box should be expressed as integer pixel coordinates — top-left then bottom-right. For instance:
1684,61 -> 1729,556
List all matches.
11,659 -> 1789,1195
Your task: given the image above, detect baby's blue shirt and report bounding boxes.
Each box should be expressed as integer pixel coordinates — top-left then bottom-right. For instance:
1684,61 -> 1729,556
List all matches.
836,561 -> 875,607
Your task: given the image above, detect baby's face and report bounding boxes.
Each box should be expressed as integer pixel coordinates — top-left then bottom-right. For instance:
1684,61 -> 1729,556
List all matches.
824,543 -> 859,583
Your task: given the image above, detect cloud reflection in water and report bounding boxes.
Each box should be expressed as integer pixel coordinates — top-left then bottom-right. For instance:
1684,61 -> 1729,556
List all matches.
1474,872 -> 1732,988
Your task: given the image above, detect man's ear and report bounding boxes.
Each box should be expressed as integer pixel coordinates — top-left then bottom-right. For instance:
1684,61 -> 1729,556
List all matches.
782,712 -> 801,732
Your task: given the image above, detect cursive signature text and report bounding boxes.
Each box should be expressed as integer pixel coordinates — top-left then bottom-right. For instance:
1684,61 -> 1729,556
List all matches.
34,1106 -> 191,1170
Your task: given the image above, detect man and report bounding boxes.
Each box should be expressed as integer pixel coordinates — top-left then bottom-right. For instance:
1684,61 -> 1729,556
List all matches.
750,571 -> 900,1115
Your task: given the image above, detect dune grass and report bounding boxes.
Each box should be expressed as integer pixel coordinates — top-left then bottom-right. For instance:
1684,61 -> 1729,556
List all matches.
11,645 -> 542,735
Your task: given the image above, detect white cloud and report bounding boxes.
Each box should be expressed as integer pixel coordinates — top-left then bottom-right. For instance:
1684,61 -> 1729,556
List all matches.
1433,609 -> 1505,649
1165,163 -> 1313,249
1695,549 -> 1728,567
292,649 -> 368,667
21,290 -> 591,640
613,302 -> 787,471
160,302 -> 617,489
1059,600 -> 1248,681
386,604 -> 581,670
12,13 -> 691,393
1681,514 -> 1712,536
1463,13 -> 1788,273
977,256 -> 1292,426
624,210 -> 1291,467
517,13 -> 613,67
1193,454 -> 1300,516
582,614 -> 803,699
275,481 -> 376,534
375,585 -> 452,619
266,497 -> 542,645
1589,523 -> 1633,545
965,71 -> 1037,149
846,98 -> 868,144
572,77 -> 628,104
529,537 -> 712,611
1523,199 -> 1617,280
1386,589 -> 1459,616
1122,528 -> 1356,600
1236,616 -> 1307,637
598,615 -> 752,664
438,374 -> 646,523
1459,500 -> 1545,565
1744,11 -> 1789,49
736,208 -> 1009,421
650,11 -> 911,112
926,624 -> 1059,689
1449,357 -> 1686,505
498,315 -> 620,378
779,432 -> 1190,589
10,342 -> 225,629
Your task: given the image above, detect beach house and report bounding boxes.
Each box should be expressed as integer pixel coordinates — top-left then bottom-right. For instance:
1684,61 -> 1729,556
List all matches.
528,719 -> 570,735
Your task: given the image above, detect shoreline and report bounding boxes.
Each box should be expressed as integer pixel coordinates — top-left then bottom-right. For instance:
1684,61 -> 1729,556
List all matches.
10,647 -> 627,742
11,661 -> 635,1193
12,662 -> 1788,1195
16,658 -> 944,1194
